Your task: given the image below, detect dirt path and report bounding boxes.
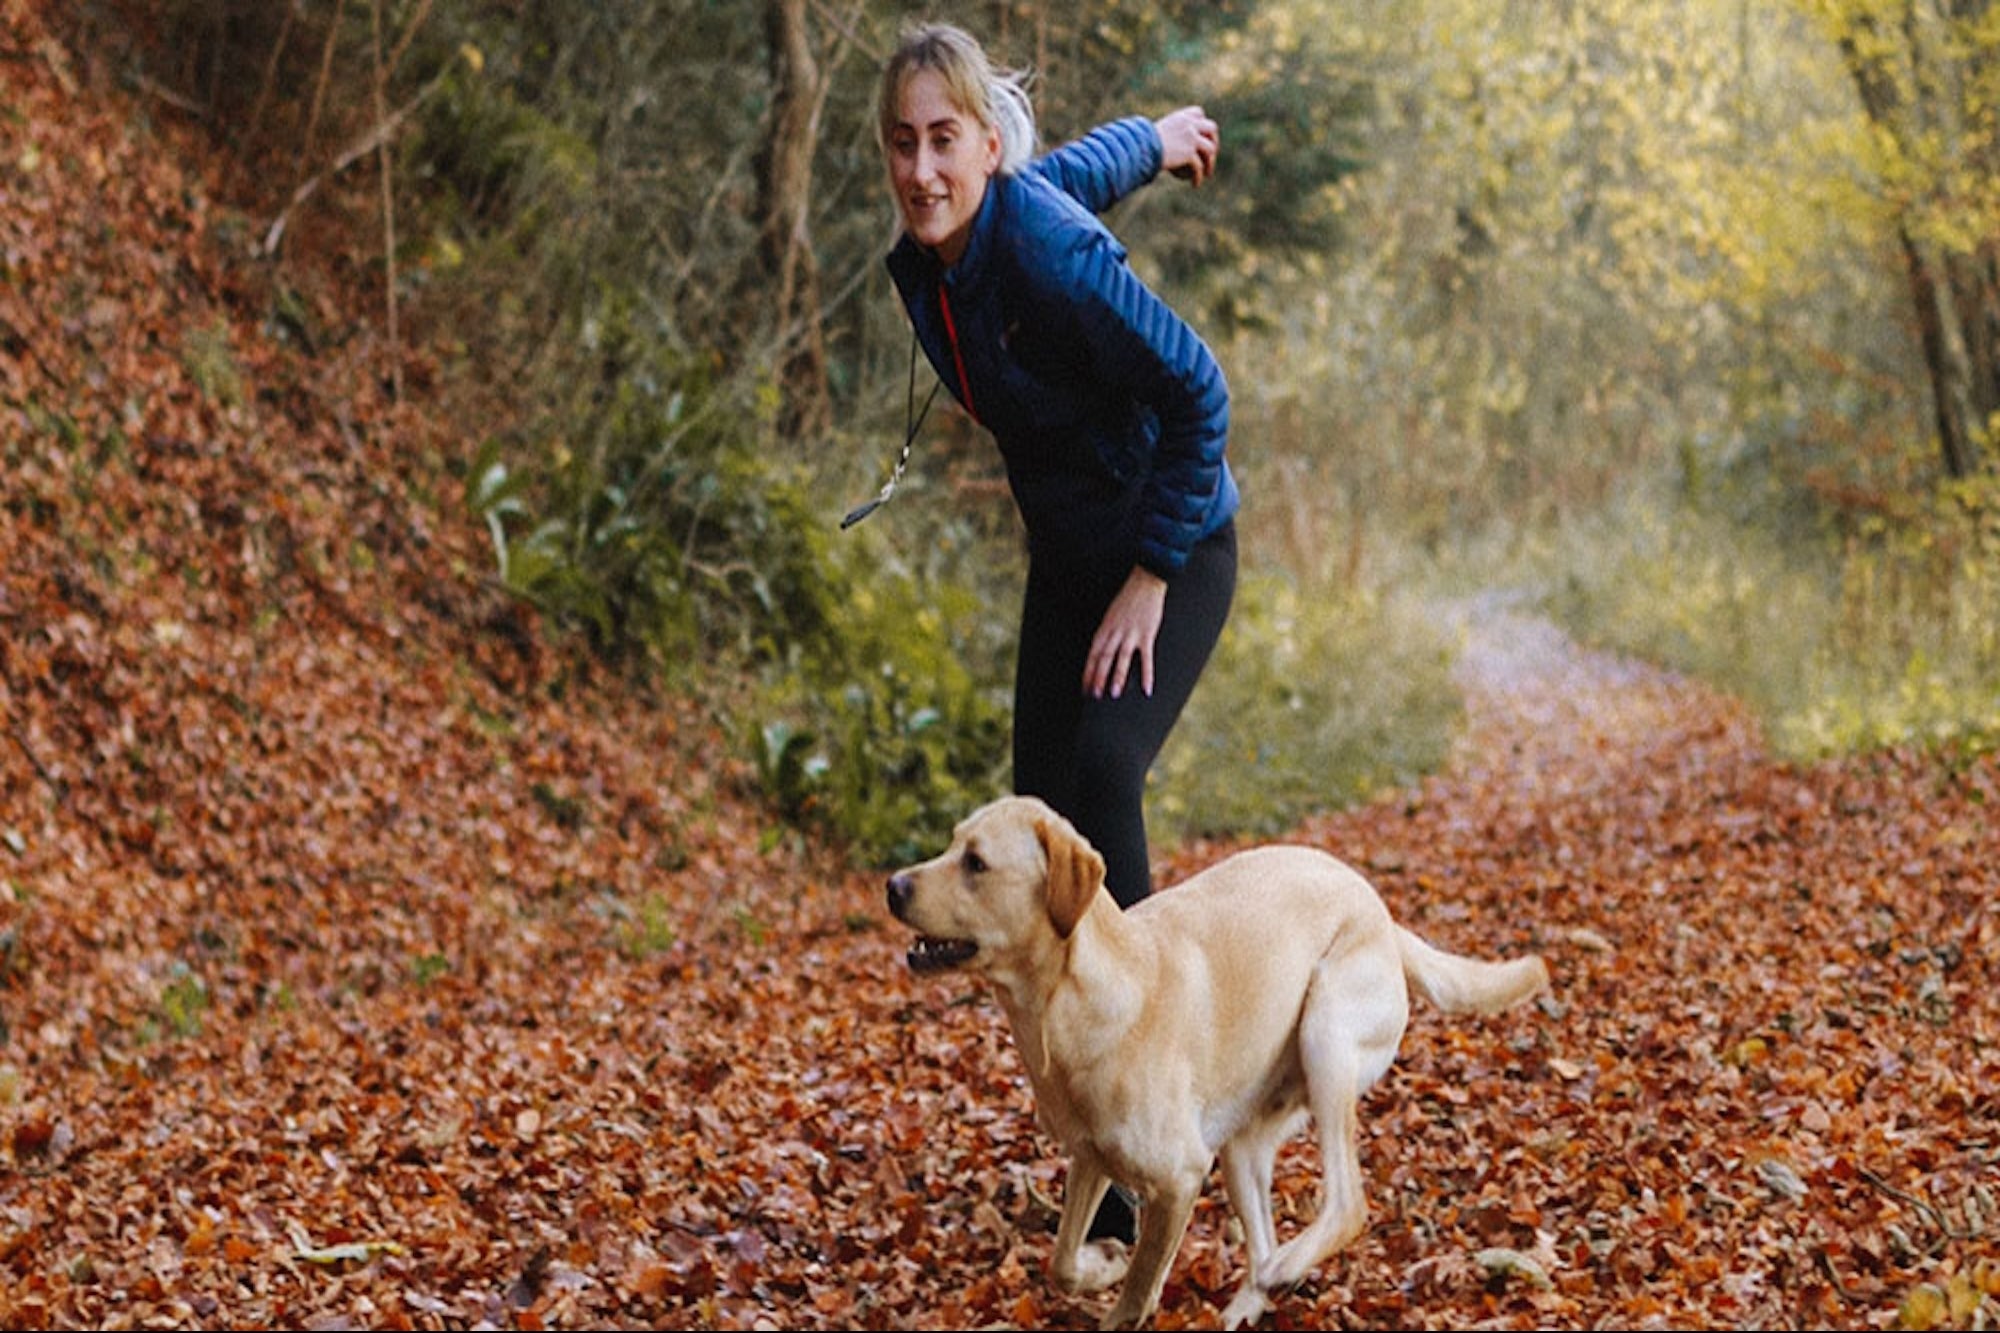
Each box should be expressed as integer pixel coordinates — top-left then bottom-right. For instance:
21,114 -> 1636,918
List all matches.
1246,600 -> 2000,1330
1436,591 -> 1768,816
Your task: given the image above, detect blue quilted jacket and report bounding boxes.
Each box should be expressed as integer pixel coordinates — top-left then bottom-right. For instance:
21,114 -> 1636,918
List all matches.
886,117 -> 1238,580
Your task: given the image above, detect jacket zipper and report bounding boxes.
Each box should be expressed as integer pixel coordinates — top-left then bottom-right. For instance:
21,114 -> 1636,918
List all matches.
938,284 -> 978,424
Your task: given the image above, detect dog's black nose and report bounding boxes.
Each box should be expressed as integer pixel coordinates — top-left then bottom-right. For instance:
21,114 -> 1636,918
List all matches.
886,872 -> 913,919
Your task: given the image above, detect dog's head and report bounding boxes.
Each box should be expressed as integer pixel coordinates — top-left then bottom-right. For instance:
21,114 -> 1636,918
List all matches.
885,795 -> 1106,975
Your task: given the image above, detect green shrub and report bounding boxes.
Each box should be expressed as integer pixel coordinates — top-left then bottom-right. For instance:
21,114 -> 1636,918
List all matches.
750,566 -> 1011,867
182,321 -> 244,408
466,327 -> 1018,864
467,297 -> 842,671
156,965 -> 211,1041
742,526 -> 1469,863
1787,474 -> 2000,758
1539,482 -> 2000,762
1151,570 -> 1463,842
614,894 -> 678,961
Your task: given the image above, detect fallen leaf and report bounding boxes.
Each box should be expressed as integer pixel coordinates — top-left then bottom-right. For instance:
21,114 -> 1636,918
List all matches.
1754,1158 -> 1808,1203
1474,1246 -> 1553,1290
293,1240 -> 406,1267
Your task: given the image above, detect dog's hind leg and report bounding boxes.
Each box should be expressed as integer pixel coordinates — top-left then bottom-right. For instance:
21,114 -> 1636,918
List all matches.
1050,1157 -> 1128,1295
1220,1126 -> 1281,1273
1259,956 -> 1406,1291
1217,1108 -> 1302,1328
1100,1179 -> 1198,1330
1259,1065 -> 1364,1290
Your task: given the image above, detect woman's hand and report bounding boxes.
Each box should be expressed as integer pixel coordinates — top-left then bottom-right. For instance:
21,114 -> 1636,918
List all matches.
1085,567 -> 1169,700
1155,106 -> 1219,186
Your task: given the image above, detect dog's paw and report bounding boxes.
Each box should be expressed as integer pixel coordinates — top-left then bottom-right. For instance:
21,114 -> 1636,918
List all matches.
1259,1208 -> 1363,1291
1221,1284 -> 1270,1329
1065,1238 -> 1129,1293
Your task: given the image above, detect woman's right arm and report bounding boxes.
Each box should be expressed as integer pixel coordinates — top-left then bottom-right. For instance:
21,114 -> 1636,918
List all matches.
1034,108 -> 1218,213
1032,117 -> 1159,213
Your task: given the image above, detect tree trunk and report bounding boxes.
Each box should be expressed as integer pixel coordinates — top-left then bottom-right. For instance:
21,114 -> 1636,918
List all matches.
1832,4 -> 1997,479
1898,217 -> 1997,486
755,0 -> 831,442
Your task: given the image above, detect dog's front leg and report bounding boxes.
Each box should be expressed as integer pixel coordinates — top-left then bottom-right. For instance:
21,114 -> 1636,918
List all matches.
1049,1157 -> 1127,1295
1100,1182 -> 1196,1330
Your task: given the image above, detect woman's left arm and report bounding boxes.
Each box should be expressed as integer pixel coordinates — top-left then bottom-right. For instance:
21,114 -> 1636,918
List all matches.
1054,238 -> 1230,699
1084,566 -> 1168,700
1062,245 -> 1231,583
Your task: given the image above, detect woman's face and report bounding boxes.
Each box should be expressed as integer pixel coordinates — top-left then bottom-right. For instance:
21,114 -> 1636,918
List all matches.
887,68 -> 999,266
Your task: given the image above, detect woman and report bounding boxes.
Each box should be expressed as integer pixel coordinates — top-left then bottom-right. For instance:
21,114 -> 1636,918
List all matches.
877,22 -> 1238,924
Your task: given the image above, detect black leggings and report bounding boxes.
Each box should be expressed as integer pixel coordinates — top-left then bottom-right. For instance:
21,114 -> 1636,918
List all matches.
1011,524 -> 1236,908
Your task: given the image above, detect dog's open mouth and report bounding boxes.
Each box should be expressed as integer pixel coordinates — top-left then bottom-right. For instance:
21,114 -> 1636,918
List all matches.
907,935 -> 978,973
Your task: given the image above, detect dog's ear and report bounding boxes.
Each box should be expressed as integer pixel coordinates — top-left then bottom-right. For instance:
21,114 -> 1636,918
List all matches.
1035,815 -> 1105,939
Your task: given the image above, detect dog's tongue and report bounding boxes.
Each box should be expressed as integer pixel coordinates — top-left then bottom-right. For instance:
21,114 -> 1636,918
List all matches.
907,936 -> 977,973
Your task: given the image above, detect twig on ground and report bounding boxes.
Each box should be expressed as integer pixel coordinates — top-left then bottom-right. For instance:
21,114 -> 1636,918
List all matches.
1859,1166 -> 1980,1244
6,721 -> 64,802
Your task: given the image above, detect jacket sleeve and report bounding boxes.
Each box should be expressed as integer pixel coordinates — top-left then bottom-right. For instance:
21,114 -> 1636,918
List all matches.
1042,228 -> 1230,578
1029,117 -> 1162,216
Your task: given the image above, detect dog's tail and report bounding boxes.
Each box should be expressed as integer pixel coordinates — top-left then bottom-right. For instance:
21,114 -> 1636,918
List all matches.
1396,926 -> 1549,1015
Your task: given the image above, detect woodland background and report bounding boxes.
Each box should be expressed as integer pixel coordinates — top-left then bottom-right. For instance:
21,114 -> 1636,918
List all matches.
0,0 -> 1996,1328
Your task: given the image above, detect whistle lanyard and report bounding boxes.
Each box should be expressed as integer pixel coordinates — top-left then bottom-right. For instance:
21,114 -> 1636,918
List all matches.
841,333 -> 942,530
841,282 -> 978,530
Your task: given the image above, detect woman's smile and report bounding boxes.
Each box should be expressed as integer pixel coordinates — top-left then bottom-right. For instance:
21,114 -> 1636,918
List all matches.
888,69 -> 1000,265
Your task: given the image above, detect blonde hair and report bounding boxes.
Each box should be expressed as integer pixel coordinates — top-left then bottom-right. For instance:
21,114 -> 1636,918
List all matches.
877,22 -> 1036,175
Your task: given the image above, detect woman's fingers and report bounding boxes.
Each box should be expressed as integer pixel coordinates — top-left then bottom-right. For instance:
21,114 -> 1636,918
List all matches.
1086,633 -> 1153,700
1084,568 -> 1168,699
1159,106 -> 1219,186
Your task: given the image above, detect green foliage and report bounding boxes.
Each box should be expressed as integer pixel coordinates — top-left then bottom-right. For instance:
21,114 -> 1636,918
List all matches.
408,0 -> 774,355
744,506 -> 1466,862
1791,0 -> 2000,479
414,58 -> 596,241
408,953 -> 451,986
1118,6 -> 1371,332
155,965 -> 211,1040
182,321 -> 243,408
466,296 -> 844,669
1539,480 -> 2000,762
1151,570 -> 1463,842
732,906 -> 770,948
750,566 -> 1011,866
1791,476 -> 2000,757
1225,0 -> 1926,549
614,893 -> 678,961
752,720 -> 829,823
155,0 -> 2000,843
462,324 -> 1016,864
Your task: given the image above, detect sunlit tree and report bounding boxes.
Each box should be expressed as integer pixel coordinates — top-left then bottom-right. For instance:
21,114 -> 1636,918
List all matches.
1797,0 -> 2000,478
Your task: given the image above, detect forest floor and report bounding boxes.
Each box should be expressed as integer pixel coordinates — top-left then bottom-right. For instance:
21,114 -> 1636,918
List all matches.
2,3 -> 1997,1328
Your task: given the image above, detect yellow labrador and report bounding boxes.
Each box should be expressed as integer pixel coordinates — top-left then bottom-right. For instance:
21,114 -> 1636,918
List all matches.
885,795 -> 1549,1329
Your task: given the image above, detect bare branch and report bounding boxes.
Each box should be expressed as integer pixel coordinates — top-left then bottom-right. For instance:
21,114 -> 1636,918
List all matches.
247,0 -> 300,142
261,52 -> 463,258
302,0 -> 349,162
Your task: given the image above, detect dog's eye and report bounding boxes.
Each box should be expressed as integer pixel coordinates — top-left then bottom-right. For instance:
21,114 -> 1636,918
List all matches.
964,850 -> 987,876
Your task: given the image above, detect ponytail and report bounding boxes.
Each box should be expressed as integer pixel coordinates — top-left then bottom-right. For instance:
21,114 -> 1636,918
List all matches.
878,22 -> 1038,175
988,71 -> 1035,174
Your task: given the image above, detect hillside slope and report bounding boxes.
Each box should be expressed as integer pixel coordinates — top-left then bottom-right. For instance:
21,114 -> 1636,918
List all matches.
1,10 -> 860,1327
2,0 -> 790,1011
